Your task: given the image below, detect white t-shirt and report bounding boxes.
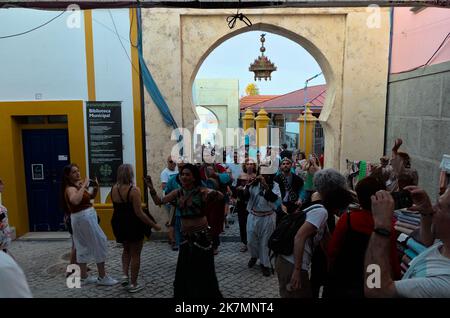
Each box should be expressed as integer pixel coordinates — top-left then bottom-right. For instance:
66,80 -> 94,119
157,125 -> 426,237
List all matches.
395,242 -> 450,298
0,251 -> 32,298
246,182 -> 281,212
160,168 -> 178,188
282,204 -> 329,271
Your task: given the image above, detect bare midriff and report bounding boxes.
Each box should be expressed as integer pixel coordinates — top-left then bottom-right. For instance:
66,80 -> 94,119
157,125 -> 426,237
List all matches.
181,216 -> 208,233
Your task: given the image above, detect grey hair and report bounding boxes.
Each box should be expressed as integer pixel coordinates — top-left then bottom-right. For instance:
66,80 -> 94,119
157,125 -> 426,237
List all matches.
313,168 -> 348,195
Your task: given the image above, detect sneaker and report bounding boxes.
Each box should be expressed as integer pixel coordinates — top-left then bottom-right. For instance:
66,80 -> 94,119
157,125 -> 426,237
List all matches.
120,276 -> 129,287
261,266 -> 271,277
97,275 -> 119,286
81,275 -> 98,285
127,284 -> 144,293
248,257 -> 257,268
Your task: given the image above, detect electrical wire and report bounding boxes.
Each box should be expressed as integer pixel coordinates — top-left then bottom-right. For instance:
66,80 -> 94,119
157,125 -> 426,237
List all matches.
108,9 -> 140,75
395,31 -> 450,74
93,18 -> 130,43
0,11 -> 66,39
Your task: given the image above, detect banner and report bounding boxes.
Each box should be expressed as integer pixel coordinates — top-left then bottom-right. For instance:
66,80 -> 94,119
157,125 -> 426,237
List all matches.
86,101 -> 123,186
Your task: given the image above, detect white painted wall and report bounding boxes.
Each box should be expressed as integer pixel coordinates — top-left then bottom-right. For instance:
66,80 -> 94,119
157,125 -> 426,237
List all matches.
92,9 -> 136,199
0,8 -> 137,203
0,8 -> 88,101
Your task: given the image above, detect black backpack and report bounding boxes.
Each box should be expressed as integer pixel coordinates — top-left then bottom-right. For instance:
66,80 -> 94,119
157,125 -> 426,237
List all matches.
268,204 -> 322,256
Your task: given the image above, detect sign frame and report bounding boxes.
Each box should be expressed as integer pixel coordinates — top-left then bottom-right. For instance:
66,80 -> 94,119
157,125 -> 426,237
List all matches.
86,101 -> 123,187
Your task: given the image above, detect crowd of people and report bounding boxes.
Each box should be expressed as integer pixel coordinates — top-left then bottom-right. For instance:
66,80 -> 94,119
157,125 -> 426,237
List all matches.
1,138 -> 449,298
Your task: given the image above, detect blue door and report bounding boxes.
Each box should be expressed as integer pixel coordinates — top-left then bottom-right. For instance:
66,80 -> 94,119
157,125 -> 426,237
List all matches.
22,129 -> 70,231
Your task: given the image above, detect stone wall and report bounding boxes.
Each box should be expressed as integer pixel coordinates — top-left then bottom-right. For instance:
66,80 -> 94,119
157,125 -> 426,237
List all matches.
141,7 -> 391,222
386,60 -> 450,199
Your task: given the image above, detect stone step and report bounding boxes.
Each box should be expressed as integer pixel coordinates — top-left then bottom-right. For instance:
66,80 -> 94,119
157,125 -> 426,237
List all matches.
17,232 -> 71,241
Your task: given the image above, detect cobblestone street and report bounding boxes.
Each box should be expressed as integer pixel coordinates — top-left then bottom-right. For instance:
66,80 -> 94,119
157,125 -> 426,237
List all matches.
9,217 -> 280,298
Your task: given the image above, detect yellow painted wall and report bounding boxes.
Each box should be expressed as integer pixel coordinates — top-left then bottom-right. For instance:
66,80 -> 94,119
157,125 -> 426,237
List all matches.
0,9 -> 144,240
0,101 -> 85,236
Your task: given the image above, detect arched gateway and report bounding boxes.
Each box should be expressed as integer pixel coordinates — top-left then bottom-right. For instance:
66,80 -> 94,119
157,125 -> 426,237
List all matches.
141,6 -> 390,180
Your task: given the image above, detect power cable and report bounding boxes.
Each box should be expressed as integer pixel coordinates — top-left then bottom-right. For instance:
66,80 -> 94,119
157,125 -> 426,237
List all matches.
108,9 -> 140,75
395,31 -> 450,74
0,11 -> 66,39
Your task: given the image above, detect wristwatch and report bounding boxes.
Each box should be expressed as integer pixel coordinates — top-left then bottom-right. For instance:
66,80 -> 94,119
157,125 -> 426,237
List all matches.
373,227 -> 391,238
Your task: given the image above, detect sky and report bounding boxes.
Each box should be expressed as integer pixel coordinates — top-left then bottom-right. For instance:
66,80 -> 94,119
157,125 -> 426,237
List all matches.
196,31 -> 326,97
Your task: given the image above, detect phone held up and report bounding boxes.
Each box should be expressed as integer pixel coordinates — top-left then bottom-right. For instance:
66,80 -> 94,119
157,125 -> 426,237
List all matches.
391,190 -> 413,210
88,178 -> 97,187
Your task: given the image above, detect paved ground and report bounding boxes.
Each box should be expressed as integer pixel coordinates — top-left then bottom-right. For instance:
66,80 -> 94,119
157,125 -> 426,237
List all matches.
9,213 -> 280,298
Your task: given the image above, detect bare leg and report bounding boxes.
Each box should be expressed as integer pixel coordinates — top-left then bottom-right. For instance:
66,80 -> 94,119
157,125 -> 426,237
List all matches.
66,241 -> 78,278
96,262 -> 106,278
168,226 -> 175,246
129,240 -> 143,286
79,263 -> 88,279
122,242 -> 131,278
70,242 -> 77,264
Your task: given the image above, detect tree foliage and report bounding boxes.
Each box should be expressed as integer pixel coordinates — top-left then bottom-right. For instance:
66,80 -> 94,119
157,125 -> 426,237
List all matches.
245,83 -> 259,96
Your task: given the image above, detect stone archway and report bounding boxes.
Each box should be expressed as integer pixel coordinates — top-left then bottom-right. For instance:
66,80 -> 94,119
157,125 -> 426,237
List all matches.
189,23 -> 335,164
142,7 -> 390,178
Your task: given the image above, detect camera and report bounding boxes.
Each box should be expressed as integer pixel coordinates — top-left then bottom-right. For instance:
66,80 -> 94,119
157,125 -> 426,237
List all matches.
88,179 -> 96,187
391,190 -> 413,210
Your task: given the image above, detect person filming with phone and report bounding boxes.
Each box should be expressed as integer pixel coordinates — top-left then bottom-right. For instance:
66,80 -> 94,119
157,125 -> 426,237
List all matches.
364,185 -> 450,297
61,164 -> 118,286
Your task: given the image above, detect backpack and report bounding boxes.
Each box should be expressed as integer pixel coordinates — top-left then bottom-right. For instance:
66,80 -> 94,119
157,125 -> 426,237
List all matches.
268,203 -> 324,256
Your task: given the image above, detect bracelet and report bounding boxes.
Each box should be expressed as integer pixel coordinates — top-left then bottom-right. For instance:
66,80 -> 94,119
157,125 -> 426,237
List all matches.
373,227 -> 391,238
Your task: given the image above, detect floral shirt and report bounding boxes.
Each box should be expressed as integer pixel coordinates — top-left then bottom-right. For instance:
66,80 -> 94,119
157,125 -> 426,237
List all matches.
0,204 -> 12,250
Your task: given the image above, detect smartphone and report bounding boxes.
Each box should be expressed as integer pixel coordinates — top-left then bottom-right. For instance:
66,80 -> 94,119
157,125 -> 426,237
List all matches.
391,190 -> 413,210
88,179 -> 96,187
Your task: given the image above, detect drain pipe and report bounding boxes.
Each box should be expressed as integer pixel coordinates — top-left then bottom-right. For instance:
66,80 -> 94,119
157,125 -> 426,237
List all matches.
384,6 -> 394,156
137,7 -> 149,205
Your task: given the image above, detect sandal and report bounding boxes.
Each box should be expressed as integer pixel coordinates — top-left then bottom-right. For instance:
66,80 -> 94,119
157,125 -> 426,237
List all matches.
240,244 -> 248,252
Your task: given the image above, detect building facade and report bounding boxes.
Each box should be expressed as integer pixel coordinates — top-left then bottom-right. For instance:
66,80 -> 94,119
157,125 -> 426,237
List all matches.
0,8 -> 144,238
386,6 -> 450,199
